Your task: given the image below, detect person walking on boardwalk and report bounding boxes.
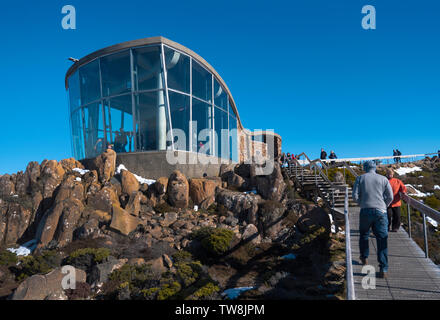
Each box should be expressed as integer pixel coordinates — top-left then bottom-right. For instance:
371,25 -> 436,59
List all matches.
352,160 -> 394,278
320,148 -> 327,160
393,149 -> 398,163
396,149 -> 402,163
386,168 -> 407,232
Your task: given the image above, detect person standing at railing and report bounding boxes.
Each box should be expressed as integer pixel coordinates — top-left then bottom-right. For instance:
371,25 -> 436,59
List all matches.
393,149 -> 398,163
329,150 -> 337,165
320,148 -> 327,160
396,149 -> 402,163
352,160 -> 394,279
385,168 -> 407,232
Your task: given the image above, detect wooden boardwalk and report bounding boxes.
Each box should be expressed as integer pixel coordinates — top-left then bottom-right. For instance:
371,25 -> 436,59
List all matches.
349,206 -> 440,299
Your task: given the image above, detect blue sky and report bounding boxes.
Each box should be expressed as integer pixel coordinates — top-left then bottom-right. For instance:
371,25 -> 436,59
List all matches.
0,0 -> 439,174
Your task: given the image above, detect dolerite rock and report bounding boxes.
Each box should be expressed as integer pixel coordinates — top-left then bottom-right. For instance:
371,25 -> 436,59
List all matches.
0,174 -> 15,197
110,204 -> 140,236
120,170 -> 139,195
167,171 -> 189,208
255,162 -> 286,201
76,218 -> 101,240
125,191 -> 142,216
154,177 -> 168,195
59,158 -> 85,173
219,164 -> 235,177
87,186 -> 120,213
92,149 -> 117,184
12,267 -> 86,300
36,175 -> 85,248
216,189 -> 261,224
242,224 -> 261,244
222,171 -> 246,190
189,178 -> 219,206
160,212 -> 178,227
24,161 -> 41,194
89,256 -> 127,286
39,160 -> 66,199
1,202 -> 32,245
259,201 -> 286,240
296,205 -> 331,235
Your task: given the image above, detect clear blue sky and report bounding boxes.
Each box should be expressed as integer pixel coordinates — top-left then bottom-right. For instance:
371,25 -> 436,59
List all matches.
0,0 -> 439,174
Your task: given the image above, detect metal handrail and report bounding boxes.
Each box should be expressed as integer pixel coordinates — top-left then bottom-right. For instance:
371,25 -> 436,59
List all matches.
344,186 -> 355,300
400,192 -> 440,258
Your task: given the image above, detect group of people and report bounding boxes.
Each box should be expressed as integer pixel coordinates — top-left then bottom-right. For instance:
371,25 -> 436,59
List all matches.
352,161 -> 407,279
393,149 -> 402,163
320,148 -> 337,161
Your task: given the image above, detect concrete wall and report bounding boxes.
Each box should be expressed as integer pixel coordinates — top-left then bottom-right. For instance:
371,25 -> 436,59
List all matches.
115,151 -> 235,179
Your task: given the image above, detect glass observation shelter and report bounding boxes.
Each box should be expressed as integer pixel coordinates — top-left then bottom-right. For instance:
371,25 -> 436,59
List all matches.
65,37 -> 240,162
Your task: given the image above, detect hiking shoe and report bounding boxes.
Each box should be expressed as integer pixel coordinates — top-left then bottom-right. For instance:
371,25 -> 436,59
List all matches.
360,257 -> 368,265
378,271 -> 388,279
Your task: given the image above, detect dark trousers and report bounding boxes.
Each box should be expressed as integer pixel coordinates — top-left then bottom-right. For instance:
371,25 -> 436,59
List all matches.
387,206 -> 401,231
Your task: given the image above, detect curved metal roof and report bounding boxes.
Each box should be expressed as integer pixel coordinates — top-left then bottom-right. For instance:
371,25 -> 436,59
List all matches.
65,36 -> 245,128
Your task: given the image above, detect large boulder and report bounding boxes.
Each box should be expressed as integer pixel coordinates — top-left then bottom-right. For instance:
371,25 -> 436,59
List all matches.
154,177 -> 169,195
296,205 -> 331,235
39,160 -> 66,199
221,171 -> 246,190
120,170 -> 139,195
189,178 -> 220,206
60,158 -> 85,173
167,171 -> 189,208
255,162 -> 286,201
110,205 -> 140,236
259,200 -> 286,239
89,257 -> 127,287
0,174 -> 15,197
87,186 -> 120,213
11,267 -> 86,300
216,189 -> 261,224
1,202 -> 32,245
92,149 -> 117,184
242,224 -> 261,244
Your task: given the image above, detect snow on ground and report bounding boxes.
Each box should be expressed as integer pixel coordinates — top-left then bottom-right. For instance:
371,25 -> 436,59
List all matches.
73,168 -> 90,175
281,253 -> 297,260
75,177 -> 82,182
405,184 -> 429,197
221,287 -> 255,300
394,166 -> 422,176
7,239 -> 38,256
426,217 -> 438,228
116,164 -> 156,185
434,185 -> 440,190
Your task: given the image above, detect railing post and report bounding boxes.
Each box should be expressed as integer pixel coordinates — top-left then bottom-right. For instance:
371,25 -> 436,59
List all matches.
407,202 -> 412,238
332,189 -> 335,210
345,186 -> 355,300
314,166 -> 317,186
422,213 -> 429,259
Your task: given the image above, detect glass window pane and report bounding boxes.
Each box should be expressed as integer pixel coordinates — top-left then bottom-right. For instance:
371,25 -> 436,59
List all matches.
165,47 -> 190,93
134,91 -> 170,151
214,79 -> 228,110
103,94 -> 134,153
83,102 -> 105,158
68,71 -> 81,112
192,98 -> 213,154
133,46 -> 163,91
192,61 -> 212,102
215,107 -> 229,159
228,100 -> 236,119
71,109 -> 85,160
79,60 -> 101,105
169,91 -> 190,151
101,51 -> 131,97
229,115 -> 238,162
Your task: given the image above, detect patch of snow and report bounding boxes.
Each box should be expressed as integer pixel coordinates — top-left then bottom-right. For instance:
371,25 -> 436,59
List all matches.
222,287 -> 255,300
405,184 -> 428,197
434,185 -> 440,190
194,205 -> 199,212
116,164 -> 156,186
12,194 -> 18,197
7,239 -> 38,256
394,166 -> 422,176
281,253 -> 297,260
75,177 -> 82,182
426,217 -> 438,228
73,168 -> 90,175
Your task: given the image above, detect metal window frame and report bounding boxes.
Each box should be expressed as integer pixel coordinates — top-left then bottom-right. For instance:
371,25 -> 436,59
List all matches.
160,43 -> 174,151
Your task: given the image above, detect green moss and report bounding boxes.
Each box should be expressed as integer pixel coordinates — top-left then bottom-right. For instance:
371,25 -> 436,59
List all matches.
157,281 -> 181,300
175,261 -> 203,286
172,250 -> 193,263
141,287 -> 159,299
191,227 -> 234,256
15,255 -> 53,281
0,250 -> 18,266
108,264 -> 155,289
425,195 -> 440,211
154,202 -> 174,214
67,247 -> 110,264
193,282 -> 220,298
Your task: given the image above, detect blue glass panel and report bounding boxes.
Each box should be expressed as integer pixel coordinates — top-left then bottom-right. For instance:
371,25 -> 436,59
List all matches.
71,109 -> 84,160
168,91 -> 190,151
214,79 -> 228,110
192,98 -> 213,154
83,102 -> 105,158
192,61 -> 212,102
132,46 -> 163,91
79,60 -> 101,105
101,51 -> 131,97
229,115 -> 238,162
68,71 -> 81,112
165,47 -> 190,94
215,107 -> 229,159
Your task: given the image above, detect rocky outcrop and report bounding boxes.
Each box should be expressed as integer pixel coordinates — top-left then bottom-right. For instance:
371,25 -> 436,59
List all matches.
255,162 -> 286,201
110,205 -> 141,236
120,170 -> 140,195
12,267 -> 86,300
91,149 -> 117,184
216,189 -> 261,224
189,178 -> 220,207
167,171 -> 189,208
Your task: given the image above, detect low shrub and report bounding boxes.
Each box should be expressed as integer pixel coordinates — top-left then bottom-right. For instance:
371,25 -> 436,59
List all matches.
192,227 -> 234,256
0,250 -> 18,267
